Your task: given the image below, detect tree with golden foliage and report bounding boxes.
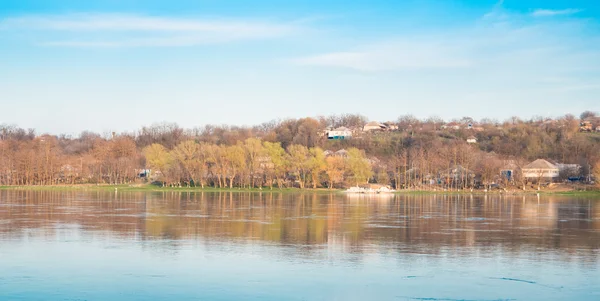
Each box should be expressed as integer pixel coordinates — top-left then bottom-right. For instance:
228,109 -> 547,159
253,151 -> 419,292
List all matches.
172,140 -> 204,187
244,138 -> 264,187
325,156 -> 345,189
287,144 -> 310,189
263,141 -> 288,189
346,148 -> 372,186
142,143 -> 173,186
224,144 -> 246,188
307,147 -> 327,188
594,160 -> 600,188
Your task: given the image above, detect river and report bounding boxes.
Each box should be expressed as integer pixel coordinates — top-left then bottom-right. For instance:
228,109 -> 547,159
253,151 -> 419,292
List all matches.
1,190 -> 599,300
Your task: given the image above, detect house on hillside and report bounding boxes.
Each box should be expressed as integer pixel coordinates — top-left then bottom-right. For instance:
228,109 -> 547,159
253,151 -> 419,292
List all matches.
383,122 -> 399,131
335,149 -> 349,158
441,122 -> 461,130
500,161 -> 519,183
555,163 -> 582,179
466,136 -> 477,144
327,127 -> 352,140
522,159 -> 559,182
363,121 -> 387,132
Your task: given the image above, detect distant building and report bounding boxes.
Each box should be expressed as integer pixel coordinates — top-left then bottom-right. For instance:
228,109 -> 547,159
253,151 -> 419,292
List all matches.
441,122 -> 461,130
363,121 -> 387,132
327,127 -> 352,140
500,161 -> 519,182
383,122 -> 399,131
522,159 -> 559,181
555,163 -> 582,178
335,149 -> 349,158
466,136 -> 477,144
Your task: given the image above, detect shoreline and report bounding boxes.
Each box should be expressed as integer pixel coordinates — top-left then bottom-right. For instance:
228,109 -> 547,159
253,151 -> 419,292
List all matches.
1,185 -> 599,196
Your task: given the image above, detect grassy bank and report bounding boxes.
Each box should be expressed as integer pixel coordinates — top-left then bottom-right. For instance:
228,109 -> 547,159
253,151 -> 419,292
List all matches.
393,190 -> 600,196
1,184 -> 599,196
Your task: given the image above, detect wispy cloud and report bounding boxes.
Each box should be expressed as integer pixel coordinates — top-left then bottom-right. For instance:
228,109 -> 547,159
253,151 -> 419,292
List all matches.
531,9 -> 582,17
291,3 -> 600,76
292,41 -> 472,71
0,13 -> 301,47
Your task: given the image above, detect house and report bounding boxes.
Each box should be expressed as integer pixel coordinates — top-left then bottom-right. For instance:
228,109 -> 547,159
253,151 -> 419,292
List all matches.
383,122 -> 399,131
555,163 -> 582,178
580,121 -> 593,132
466,136 -> 477,144
522,159 -> 559,181
363,121 -> 387,132
500,161 -> 519,182
136,169 -> 151,178
327,127 -> 352,140
335,149 -> 349,158
441,165 -> 476,180
441,122 -> 461,130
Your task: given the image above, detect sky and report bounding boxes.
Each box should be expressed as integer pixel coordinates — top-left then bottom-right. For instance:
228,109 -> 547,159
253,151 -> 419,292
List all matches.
1,0 -> 599,135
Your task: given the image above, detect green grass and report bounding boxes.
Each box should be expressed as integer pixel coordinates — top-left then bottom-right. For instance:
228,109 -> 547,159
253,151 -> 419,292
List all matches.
0,184 -> 598,196
392,188 -> 600,196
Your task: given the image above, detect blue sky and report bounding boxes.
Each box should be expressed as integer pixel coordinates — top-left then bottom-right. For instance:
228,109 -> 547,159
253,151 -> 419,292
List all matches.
1,0 -> 599,134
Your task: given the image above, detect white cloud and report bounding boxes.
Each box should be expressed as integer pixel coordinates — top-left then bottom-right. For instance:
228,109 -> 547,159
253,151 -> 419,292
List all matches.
0,13 -> 300,47
531,9 -> 582,17
292,42 -> 472,71
291,6 -> 599,74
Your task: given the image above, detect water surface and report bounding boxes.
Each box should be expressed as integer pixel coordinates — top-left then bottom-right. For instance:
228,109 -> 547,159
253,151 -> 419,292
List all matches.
1,190 -> 599,300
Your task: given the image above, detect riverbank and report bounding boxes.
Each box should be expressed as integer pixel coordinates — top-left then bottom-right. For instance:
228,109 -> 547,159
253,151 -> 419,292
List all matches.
1,184 -> 598,196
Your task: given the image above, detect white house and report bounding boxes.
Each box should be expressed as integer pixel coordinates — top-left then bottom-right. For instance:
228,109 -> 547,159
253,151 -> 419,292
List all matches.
466,136 -> 477,144
327,127 -> 352,140
522,159 -> 559,181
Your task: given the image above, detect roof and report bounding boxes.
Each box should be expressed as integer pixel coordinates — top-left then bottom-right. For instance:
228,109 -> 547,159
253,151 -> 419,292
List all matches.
523,159 -> 558,170
467,136 -> 477,140
335,149 -> 349,156
365,121 -> 386,127
333,126 -> 351,131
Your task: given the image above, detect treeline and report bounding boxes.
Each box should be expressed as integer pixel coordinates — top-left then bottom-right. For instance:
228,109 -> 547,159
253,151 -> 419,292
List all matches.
0,111 -> 599,188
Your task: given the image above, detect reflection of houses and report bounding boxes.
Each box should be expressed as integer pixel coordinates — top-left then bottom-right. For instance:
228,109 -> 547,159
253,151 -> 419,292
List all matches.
466,136 -> 477,144
522,159 -> 559,181
363,121 -> 387,132
326,127 -> 352,140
